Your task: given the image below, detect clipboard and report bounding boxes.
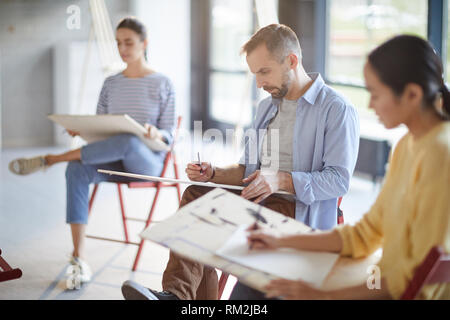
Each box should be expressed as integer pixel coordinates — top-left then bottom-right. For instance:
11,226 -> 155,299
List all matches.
139,188 -> 339,291
48,114 -> 170,152
97,169 -> 293,196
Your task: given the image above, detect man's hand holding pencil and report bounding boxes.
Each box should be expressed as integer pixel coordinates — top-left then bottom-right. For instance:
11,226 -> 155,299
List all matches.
185,153 -> 215,182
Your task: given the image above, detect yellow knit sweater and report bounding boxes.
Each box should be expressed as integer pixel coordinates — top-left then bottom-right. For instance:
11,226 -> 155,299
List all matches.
336,122 -> 450,299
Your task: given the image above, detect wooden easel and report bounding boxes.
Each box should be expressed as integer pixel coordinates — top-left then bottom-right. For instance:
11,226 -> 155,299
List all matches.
74,0 -> 124,117
69,0 -> 124,150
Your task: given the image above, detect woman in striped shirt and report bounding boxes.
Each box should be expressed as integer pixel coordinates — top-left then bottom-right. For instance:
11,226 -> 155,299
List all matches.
9,17 -> 176,288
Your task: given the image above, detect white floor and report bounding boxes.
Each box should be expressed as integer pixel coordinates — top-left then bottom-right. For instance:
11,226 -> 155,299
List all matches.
0,144 -> 380,300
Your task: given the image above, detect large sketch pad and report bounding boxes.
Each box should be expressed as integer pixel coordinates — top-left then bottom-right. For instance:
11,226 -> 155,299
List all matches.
140,188 -> 339,290
48,114 -> 170,152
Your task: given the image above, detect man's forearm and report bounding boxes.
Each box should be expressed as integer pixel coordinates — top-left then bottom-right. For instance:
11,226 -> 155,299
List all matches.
278,171 -> 295,194
290,167 -> 350,205
210,164 -> 245,186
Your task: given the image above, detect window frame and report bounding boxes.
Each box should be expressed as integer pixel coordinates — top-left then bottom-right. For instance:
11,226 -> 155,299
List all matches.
317,0 -> 449,96
190,0 -> 258,132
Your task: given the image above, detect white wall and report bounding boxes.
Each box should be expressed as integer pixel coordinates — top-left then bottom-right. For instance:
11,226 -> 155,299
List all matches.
131,0 -> 191,130
0,0 -> 130,148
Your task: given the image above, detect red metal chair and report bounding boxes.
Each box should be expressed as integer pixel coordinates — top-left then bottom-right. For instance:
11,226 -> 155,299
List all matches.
337,196 -> 344,225
217,196 -> 345,299
0,249 -> 22,283
217,271 -> 231,299
87,116 -> 182,271
400,246 -> 450,300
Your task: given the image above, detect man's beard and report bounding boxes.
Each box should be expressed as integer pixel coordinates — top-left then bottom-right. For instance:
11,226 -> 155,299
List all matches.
264,84 -> 289,99
264,72 -> 291,99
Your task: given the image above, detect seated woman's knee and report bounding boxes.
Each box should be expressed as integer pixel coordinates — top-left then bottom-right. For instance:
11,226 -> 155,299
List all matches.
65,161 -> 84,179
113,133 -> 141,148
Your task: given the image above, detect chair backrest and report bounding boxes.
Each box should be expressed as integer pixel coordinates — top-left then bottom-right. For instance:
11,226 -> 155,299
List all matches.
400,246 -> 450,300
337,196 -> 344,225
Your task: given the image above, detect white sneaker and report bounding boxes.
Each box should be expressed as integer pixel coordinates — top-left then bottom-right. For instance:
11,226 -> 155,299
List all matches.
66,256 -> 92,290
8,156 -> 47,175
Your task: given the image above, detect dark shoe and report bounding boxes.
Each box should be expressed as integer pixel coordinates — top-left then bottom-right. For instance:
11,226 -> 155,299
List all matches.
121,280 -> 180,300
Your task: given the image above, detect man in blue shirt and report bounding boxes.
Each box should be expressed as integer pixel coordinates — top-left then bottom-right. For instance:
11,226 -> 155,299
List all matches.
121,24 -> 359,300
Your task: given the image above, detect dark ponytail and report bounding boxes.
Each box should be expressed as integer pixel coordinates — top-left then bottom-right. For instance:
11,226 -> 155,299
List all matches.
116,17 -> 148,61
368,35 -> 449,120
439,83 -> 450,119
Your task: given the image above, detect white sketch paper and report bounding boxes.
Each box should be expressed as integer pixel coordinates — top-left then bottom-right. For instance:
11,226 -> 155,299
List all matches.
140,188 -> 338,291
97,169 -> 293,196
216,225 -> 339,288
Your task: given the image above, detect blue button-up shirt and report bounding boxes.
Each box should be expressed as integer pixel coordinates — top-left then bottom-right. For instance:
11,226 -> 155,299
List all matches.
239,73 -> 360,230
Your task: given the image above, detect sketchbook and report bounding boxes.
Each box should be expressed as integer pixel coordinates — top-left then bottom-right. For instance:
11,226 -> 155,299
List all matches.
97,169 -> 293,196
139,188 -> 339,291
216,225 -> 339,287
48,114 -> 170,152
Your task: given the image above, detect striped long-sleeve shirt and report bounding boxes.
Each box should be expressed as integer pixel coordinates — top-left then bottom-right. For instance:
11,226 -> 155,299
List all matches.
96,72 -> 176,145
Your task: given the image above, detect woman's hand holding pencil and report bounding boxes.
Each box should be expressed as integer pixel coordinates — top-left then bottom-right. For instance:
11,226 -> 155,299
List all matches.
247,224 -> 281,250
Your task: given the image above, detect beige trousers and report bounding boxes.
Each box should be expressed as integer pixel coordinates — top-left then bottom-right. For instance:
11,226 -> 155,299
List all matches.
162,185 -> 295,300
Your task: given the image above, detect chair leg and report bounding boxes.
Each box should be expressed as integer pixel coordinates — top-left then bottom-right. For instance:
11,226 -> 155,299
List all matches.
88,184 -> 99,213
132,184 -> 162,271
218,272 -> 230,299
175,184 -> 181,204
172,153 -> 182,203
132,242 -> 145,271
0,250 -> 22,283
117,184 -> 130,243
0,268 -> 22,282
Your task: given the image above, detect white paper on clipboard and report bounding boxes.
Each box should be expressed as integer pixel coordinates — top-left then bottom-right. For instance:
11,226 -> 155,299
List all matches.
48,114 -> 170,152
216,225 -> 339,288
97,169 -> 294,196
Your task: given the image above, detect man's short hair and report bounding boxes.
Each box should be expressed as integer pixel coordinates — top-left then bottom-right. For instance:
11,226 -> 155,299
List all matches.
241,24 -> 302,63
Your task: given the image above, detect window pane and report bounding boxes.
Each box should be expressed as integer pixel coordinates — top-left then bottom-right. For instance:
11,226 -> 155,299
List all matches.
210,0 -> 253,71
330,84 -> 372,119
209,0 -> 254,126
328,0 -> 428,85
209,72 -> 253,126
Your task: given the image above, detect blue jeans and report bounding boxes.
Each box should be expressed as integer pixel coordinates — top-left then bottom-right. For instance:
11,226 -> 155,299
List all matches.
65,134 -> 165,224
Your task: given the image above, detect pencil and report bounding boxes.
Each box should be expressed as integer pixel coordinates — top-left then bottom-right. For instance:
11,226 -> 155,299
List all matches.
248,221 -> 260,250
197,152 -> 203,174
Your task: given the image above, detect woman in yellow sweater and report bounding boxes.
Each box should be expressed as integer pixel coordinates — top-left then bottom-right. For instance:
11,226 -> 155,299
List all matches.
244,35 -> 450,300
